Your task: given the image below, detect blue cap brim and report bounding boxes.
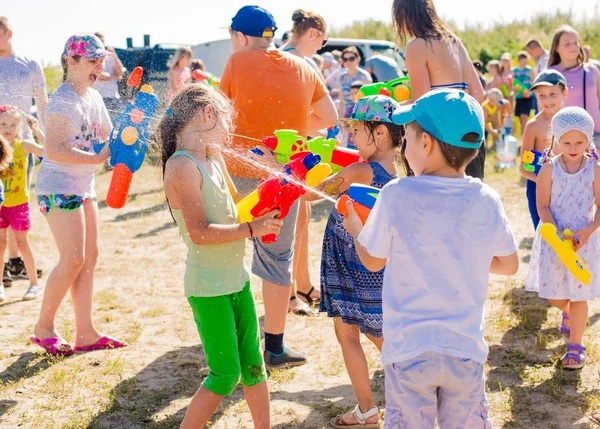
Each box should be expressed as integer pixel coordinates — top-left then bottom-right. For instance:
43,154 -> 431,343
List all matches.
392,106 -> 416,125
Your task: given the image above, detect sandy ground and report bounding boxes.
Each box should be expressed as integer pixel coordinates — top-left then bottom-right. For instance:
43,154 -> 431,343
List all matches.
1,159 -> 600,428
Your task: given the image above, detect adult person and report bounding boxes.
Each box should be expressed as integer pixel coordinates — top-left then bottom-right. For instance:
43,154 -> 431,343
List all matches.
0,16 -> 48,284
392,0 -> 486,179
323,51 -> 342,109
338,47 -> 373,120
583,44 -> 600,71
364,52 -> 402,82
526,39 -> 550,75
93,32 -> 124,121
219,5 -> 337,369
548,25 -> 600,145
279,8 -> 330,315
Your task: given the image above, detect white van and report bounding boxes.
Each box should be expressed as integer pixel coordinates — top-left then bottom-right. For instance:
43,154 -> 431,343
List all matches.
192,38 -> 405,77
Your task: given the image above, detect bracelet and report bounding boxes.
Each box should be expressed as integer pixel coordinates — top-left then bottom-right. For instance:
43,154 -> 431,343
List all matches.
246,222 -> 253,239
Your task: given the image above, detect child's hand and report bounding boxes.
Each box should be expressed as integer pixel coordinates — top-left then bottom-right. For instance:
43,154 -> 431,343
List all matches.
250,210 -> 283,237
571,227 -> 592,251
343,200 -> 363,238
97,143 -> 112,163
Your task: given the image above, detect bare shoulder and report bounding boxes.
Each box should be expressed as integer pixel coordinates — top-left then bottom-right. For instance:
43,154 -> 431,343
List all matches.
165,155 -> 201,183
405,38 -> 427,54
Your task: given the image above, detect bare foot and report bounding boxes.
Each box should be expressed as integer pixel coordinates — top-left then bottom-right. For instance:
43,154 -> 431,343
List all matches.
288,297 -> 316,316
333,407 -> 380,426
33,324 -> 72,354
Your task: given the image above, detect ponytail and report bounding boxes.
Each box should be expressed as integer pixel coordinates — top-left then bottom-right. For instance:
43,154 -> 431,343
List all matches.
61,55 -> 82,83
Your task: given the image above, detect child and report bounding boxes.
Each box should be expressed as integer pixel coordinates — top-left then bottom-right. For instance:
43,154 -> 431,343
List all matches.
30,34 -> 123,356
307,95 -> 401,428
167,47 -> 192,100
519,69 -> 568,230
482,88 -> 513,150
0,105 -> 43,301
161,84 -> 278,429
526,107 -> 600,370
0,135 -> 12,302
345,89 -> 518,428
513,51 -> 536,135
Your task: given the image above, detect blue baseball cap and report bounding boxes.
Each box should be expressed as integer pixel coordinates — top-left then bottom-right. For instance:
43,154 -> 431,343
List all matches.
531,69 -> 567,91
392,89 -> 484,149
229,6 -> 277,38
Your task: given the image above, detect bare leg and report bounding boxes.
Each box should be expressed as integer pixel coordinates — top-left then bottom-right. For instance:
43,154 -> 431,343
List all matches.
520,114 -> 528,138
565,301 -> 588,365
0,229 -> 7,283
14,231 -> 38,286
34,208 -> 86,353
263,280 -> 291,334
549,298 -> 571,329
7,227 -> 19,259
333,318 -> 379,425
244,381 -> 271,429
179,386 -> 223,429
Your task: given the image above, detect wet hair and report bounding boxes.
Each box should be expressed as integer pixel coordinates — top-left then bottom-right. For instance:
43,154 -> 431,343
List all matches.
61,55 -> 81,82
517,51 -> 530,61
290,9 -> 326,39
0,17 -> 10,33
548,25 -> 584,68
392,0 -> 454,45
0,134 -> 13,170
364,121 -> 404,149
169,47 -> 193,70
158,84 -> 234,178
413,122 -> 480,170
190,59 -> 205,72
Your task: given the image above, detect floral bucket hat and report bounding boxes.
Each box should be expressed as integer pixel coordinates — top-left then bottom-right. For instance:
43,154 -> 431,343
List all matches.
341,95 -> 399,124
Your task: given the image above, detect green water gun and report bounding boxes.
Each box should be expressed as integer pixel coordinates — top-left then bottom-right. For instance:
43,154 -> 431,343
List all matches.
357,76 -> 412,102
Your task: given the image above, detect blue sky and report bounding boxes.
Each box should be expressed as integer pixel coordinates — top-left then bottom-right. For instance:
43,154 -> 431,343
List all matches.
4,0 -> 593,65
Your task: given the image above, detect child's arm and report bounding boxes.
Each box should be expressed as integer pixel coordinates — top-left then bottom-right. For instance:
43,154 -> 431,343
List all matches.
304,163 -> 374,201
22,141 -> 44,158
404,39 -> 430,101
572,163 -> 600,250
44,114 -> 110,164
165,157 -> 283,244
490,253 -> 519,275
344,201 -> 388,271
536,162 -> 557,227
519,120 -> 538,182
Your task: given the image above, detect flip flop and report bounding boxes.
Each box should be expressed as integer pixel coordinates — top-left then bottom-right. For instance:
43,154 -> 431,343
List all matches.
73,335 -> 127,352
29,335 -> 73,356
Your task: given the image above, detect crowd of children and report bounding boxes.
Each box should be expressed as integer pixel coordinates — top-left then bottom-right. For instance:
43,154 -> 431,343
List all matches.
4,0 -> 600,427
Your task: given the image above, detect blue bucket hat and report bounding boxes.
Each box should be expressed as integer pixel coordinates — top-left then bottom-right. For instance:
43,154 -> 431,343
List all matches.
340,95 -> 399,124
229,6 -> 277,38
392,89 -> 484,149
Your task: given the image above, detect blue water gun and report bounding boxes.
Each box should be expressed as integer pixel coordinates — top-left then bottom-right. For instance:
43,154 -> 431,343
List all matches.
336,184 -> 380,225
94,67 -> 158,208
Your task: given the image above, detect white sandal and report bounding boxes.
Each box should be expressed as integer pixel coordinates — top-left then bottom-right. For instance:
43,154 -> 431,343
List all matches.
330,404 -> 381,428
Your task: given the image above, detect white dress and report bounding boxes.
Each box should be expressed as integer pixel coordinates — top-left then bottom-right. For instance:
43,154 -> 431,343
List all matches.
526,157 -> 600,301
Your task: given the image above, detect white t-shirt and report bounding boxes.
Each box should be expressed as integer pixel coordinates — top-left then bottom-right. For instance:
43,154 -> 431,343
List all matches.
93,54 -> 120,99
0,54 -> 47,141
35,83 -> 111,198
358,176 -> 517,365
537,51 -> 550,75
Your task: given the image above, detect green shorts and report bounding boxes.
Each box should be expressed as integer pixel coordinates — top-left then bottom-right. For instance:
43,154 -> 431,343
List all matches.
187,282 -> 266,396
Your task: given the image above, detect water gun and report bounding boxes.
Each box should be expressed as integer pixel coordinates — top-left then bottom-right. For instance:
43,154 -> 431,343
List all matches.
522,150 -> 543,175
356,77 -> 412,102
94,67 -> 158,209
336,184 -> 380,225
192,69 -> 220,87
540,223 -> 591,285
236,152 -> 332,243
509,75 -> 531,99
261,129 -> 360,173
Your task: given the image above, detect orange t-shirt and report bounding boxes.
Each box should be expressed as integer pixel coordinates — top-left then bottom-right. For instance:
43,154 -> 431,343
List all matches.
219,49 -> 329,179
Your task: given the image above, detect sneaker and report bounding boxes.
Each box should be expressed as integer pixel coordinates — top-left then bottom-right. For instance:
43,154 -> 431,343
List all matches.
7,257 -> 42,280
0,284 -> 5,302
263,346 -> 307,370
22,285 -> 43,301
3,266 -> 12,287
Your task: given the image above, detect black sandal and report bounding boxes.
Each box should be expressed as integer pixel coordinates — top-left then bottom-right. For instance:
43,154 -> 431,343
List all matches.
296,286 -> 320,306
289,296 -> 315,316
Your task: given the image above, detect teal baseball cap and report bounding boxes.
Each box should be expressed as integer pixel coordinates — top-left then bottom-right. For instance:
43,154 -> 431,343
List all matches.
392,89 -> 484,149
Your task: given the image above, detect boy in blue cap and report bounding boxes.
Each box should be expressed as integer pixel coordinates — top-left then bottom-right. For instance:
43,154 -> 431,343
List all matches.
219,6 -> 337,370
344,89 -> 519,428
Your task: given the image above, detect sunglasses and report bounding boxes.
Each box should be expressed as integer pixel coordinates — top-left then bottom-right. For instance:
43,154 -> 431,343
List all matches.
342,56 -> 357,62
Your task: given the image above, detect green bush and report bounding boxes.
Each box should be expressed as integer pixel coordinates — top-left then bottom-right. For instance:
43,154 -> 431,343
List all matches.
44,66 -> 62,94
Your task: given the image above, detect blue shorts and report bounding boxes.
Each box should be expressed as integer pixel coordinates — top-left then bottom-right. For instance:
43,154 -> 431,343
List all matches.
232,176 -> 299,286
526,179 -> 540,230
384,352 -> 491,429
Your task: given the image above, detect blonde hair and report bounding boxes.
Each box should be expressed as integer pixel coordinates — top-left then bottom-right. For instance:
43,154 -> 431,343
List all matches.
290,9 -> 327,39
169,47 -> 192,69
0,17 -> 10,33
548,25 -> 585,68
0,134 -> 14,169
487,88 -> 503,101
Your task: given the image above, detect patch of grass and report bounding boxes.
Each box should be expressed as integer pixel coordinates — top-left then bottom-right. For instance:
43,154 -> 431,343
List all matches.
123,320 -> 144,344
141,307 -> 164,318
96,289 -> 119,311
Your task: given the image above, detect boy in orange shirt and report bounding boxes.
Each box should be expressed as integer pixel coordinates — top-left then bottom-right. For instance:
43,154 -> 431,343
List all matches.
219,5 -> 337,369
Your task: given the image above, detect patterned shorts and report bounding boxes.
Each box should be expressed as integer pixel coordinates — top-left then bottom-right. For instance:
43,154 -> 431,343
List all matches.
37,194 -> 86,217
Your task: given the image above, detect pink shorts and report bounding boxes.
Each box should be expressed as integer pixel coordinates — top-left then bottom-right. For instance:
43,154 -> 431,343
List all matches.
0,203 -> 31,232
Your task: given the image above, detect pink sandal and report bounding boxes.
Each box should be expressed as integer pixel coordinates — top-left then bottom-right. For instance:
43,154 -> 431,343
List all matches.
73,335 -> 127,352
30,335 -> 73,356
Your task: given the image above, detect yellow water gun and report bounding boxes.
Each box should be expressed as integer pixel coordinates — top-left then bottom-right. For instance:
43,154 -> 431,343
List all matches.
540,223 -> 591,285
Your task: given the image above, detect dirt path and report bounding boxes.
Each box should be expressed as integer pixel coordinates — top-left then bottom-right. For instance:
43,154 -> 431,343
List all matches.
1,160 -> 600,428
